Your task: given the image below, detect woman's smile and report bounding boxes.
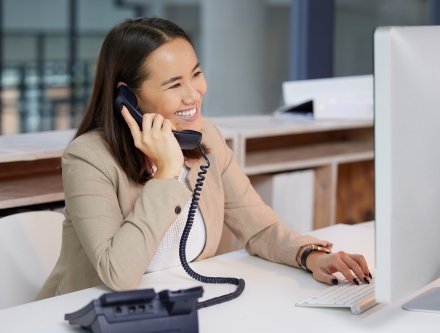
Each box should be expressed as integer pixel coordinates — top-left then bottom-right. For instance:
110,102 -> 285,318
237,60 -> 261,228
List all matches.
175,107 -> 198,121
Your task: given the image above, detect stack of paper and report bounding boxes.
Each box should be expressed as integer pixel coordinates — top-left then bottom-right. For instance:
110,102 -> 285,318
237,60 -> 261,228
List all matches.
281,75 -> 373,120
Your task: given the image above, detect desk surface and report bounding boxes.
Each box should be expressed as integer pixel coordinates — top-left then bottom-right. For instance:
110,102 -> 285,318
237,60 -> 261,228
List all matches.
211,115 -> 372,137
0,129 -> 75,163
1,222 -> 439,332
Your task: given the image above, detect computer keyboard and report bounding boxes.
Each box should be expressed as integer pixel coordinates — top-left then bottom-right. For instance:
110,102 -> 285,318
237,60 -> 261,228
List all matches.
295,278 -> 377,315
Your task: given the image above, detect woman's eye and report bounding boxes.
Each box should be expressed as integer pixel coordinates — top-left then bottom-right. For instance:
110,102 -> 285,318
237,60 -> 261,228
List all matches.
169,83 -> 181,89
193,71 -> 202,77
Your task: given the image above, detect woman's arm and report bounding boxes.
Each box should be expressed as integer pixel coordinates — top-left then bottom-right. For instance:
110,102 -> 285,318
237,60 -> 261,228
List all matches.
62,134 -> 192,291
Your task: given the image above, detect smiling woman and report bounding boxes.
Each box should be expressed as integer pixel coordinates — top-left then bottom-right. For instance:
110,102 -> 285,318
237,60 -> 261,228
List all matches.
118,36 -> 208,181
135,38 -> 206,132
35,17 -> 372,302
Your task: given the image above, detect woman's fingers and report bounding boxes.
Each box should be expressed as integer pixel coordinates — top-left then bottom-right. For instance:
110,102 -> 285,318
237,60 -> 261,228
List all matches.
151,113 -> 164,131
341,253 -> 369,284
147,114 -> 174,140
350,254 -> 372,278
162,118 -> 173,132
120,106 -> 143,149
312,268 -> 339,286
120,108 -> 183,176
121,106 -> 140,133
308,251 -> 372,285
141,113 -> 155,137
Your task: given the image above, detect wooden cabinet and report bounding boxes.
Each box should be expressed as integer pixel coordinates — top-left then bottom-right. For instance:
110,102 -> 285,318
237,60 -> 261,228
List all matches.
212,116 -> 374,253
0,130 -> 74,214
213,116 -> 374,226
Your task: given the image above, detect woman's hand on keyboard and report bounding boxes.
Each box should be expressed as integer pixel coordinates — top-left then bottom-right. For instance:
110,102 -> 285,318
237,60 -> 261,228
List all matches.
306,251 -> 372,285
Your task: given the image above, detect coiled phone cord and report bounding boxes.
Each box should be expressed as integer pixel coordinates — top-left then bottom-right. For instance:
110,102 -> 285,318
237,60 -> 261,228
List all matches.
179,145 -> 245,310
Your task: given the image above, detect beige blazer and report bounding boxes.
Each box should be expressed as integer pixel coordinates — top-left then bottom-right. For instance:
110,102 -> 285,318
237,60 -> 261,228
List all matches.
36,119 -> 330,300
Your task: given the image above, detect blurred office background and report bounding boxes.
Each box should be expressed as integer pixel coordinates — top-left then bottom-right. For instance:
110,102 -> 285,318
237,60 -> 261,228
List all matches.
0,0 -> 438,135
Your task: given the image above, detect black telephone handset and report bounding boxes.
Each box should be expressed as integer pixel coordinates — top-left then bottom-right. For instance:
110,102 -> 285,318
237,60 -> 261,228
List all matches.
114,85 -> 202,150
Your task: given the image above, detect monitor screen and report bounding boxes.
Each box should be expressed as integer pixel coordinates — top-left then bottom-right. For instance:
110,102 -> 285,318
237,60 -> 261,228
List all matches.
374,26 -> 440,303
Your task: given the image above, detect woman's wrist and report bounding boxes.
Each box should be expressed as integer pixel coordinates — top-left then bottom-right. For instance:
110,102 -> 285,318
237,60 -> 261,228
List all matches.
153,168 -> 180,180
297,244 -> 331,272
306,251 -> 327,272
154,160 -> 183,179
296,245 -> 307,267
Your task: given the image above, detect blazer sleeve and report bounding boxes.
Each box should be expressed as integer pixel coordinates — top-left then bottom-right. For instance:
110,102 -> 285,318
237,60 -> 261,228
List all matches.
62,134 -> 192,291
206,121 -> 332,268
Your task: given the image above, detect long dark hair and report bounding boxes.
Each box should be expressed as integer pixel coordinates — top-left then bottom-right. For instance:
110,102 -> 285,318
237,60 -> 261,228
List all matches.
75,17 -> 205,184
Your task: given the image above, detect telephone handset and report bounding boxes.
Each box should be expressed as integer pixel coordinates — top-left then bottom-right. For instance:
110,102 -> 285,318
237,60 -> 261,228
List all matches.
114,85 -> 202,150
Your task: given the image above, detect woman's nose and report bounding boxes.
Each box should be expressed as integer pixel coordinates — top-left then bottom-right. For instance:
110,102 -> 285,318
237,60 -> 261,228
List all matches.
182,84 -> 198,104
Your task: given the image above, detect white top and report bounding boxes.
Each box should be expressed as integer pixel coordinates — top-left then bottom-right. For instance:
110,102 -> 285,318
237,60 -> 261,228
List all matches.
145,166 -> 206,272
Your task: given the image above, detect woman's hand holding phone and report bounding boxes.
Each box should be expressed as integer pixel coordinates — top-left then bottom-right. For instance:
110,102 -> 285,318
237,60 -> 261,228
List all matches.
121,106 -> 184,179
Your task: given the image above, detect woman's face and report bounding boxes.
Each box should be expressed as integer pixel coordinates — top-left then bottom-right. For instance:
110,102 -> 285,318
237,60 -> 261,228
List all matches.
136,37 -> 207,132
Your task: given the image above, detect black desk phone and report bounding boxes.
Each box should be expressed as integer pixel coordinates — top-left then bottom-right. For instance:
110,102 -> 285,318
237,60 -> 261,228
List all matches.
114,85 -> 202,150
65,287 -> 203,333
65,85 -> 245,332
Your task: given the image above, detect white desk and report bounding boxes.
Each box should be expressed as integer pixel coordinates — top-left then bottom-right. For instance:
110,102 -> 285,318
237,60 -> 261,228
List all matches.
1,222 -> 439,332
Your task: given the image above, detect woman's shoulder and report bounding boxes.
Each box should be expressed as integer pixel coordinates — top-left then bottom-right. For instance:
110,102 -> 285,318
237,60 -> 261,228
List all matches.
201,117 -> 232,165
62,130 -> 120,179
201,118 -> 226,146
64,130 -> 112,161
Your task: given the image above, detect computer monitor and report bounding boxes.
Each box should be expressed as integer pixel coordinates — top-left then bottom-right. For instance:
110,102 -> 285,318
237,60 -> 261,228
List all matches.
374,26 -> 440,306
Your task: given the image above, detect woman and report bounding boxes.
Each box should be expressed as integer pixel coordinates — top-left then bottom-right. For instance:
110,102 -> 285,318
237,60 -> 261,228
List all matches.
37,17 -> 371,300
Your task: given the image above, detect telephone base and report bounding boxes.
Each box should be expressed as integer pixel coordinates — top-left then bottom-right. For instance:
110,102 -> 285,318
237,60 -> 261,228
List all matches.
65,286 -> 203,333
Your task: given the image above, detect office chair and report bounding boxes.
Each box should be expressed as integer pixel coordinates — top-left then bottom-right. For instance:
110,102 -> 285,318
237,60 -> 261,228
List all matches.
0,210 -> 64,310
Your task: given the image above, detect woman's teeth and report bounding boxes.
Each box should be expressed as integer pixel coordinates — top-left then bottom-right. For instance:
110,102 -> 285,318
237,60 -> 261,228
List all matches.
175,108 -> 196,118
